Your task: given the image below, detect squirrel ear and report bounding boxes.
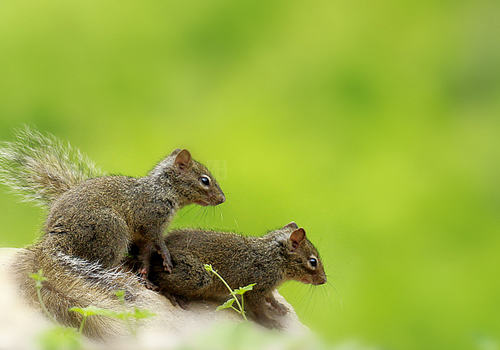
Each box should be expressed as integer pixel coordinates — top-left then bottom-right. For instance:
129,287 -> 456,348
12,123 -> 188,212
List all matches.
290,228 -> 306,250
174,149 -> 192,169
283,222 -> 298,230
169,148 -> 182,156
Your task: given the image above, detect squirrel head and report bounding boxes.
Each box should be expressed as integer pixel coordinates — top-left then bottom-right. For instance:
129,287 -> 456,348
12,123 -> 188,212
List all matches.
149,149 -> 225,206
272,222 -> 327,286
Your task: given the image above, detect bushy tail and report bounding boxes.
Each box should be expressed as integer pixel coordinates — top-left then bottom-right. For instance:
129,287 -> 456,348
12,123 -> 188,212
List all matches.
0,126 -> 104,207
12,245 -> 147,339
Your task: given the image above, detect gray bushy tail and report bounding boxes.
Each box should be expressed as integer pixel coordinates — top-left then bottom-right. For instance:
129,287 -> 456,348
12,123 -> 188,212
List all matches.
13,245 -> 149,339
0,126 -> 103,206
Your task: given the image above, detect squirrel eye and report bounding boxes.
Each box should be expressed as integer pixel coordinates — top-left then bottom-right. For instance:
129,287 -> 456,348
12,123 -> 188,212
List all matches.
308,257 -> 318,268
199,176 -> 211,187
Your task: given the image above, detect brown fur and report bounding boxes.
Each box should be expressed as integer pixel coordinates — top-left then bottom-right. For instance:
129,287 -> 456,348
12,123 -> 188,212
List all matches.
136,223 -> 327,328
44,148 -> 225,272
1,129 -> 225,338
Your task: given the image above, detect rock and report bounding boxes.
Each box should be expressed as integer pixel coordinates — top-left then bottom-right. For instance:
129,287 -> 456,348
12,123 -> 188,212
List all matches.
0,248 -> 309,350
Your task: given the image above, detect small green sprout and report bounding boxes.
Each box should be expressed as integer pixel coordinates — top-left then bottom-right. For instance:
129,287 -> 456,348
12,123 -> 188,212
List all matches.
204,264 -> 256,320
30,270 -> 83,350
115,290 -> 126,304
69,291 -> 156,336
131,308 -> 156,320
112,289 -> 156,335
68,306 -> 115,334
29,269 -> 56,323
108,307 -> 156,336
30,271 -> 155,339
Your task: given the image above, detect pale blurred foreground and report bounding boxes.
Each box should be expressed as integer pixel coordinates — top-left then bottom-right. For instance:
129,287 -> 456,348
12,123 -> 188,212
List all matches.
0,247 -> 349,350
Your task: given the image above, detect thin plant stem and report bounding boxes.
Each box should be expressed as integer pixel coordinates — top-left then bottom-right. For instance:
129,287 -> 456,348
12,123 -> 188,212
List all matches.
241,295 -> 246,318
79,316 -> 87,334
230,306 -> 240,313
36,286 -> 57,323
210,268 -> 247,320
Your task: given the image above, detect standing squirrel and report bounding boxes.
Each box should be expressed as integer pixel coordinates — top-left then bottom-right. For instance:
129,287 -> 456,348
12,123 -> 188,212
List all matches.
131,222 -> 327,328
43,146 -> 224,276
0,127 -> 225,337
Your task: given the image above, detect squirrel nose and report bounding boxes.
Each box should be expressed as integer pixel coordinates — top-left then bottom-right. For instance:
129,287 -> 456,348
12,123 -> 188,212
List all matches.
217,194 -> 226,204
314,274 -> 327,285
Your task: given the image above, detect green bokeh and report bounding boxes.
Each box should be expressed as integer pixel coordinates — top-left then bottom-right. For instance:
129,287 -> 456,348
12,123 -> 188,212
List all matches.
1,1 -> 499,349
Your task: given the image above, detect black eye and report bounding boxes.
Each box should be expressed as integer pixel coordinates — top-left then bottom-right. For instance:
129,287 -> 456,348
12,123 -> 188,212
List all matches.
308,258 -> 317,268
200,176 -> 211,186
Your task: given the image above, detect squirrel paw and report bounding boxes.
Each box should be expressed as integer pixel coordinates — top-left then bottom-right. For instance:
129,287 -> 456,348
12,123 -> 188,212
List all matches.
141,278 -> 159,291
158,252 -> 173,273
269,302 -> 288,316
139,267 -> 148,278
265,297 -> 289,316
138,267 -> 158,290
257,316 -> 282,330
164,292 -> 189,310
162,260 -> 173,273
157,245 -> 174,273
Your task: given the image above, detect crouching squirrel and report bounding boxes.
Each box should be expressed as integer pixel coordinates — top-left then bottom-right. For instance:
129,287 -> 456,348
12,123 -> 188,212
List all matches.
129,223 -> 327,328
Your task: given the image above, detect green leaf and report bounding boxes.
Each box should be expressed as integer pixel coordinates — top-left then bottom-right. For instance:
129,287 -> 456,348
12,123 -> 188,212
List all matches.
107,310 -> 132,321
30,269 -> 48,288
114,290 -> 125,303
69,306 -> 116,318
233,283 -> 256,295
216,298 -> 235,311
30,269 -> 47,282
74,307 -> 155,322
204,264 -> 213,272
132,308 -> 156,320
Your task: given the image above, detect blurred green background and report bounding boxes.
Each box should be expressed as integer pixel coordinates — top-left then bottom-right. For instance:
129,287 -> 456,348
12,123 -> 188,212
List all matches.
1,0 -> 499,349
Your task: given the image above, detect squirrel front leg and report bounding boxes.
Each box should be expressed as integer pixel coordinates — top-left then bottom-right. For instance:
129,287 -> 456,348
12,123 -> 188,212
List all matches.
155,236 -> 173,273
265,293 -> 289,316
245,293 -> 282,329
137,227 -> 173,274
136,241 -> 159,290
137,240 -> 153,277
